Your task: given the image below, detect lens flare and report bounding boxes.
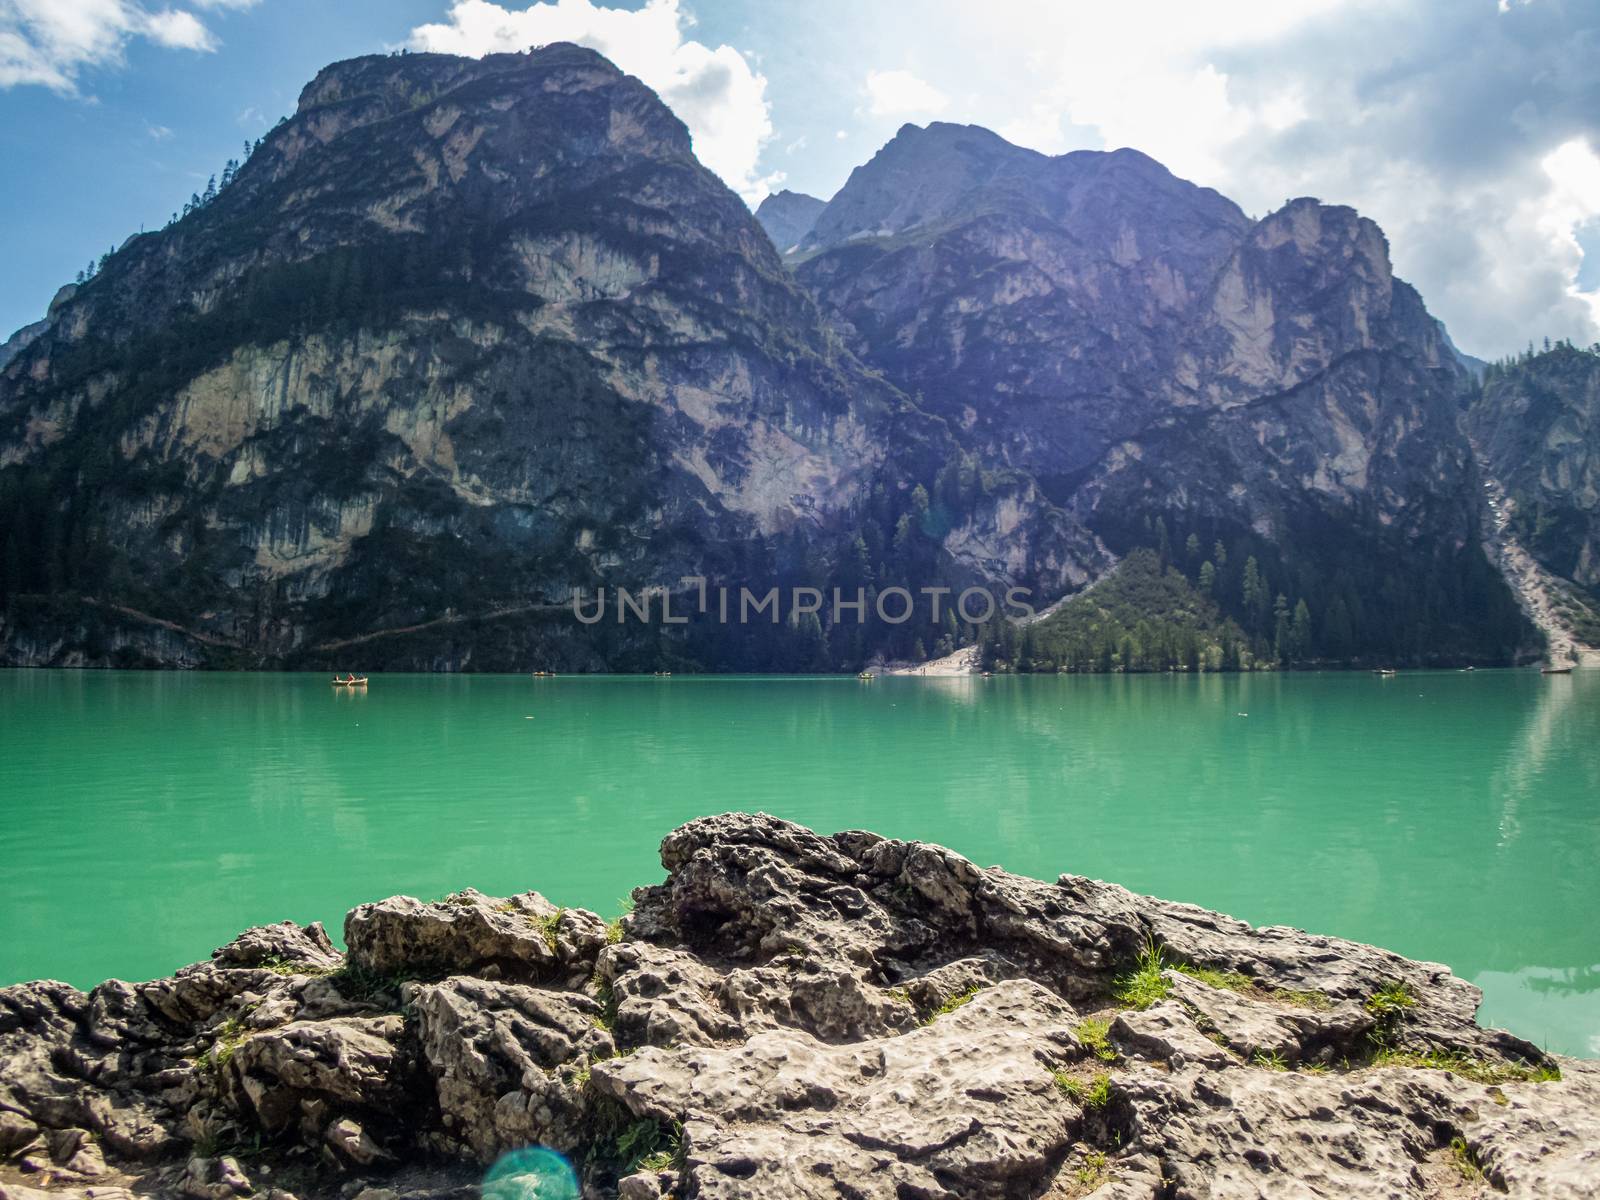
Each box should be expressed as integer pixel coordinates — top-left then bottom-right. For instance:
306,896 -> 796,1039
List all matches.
482,1146 -> 580,1200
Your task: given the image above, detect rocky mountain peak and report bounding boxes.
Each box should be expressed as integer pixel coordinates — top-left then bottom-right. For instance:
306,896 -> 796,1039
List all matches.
754,189 -> 825,253
801,121 -> 1044,250
295,42 -> 629,116
25,40 -> 739,354
0,54 -> 1537,670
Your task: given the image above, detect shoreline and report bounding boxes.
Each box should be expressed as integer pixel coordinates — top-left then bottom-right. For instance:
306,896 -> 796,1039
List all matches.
0,659 -> 1586,676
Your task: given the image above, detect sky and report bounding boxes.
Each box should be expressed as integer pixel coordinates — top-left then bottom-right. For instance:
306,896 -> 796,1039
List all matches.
2,0 -> 1598,359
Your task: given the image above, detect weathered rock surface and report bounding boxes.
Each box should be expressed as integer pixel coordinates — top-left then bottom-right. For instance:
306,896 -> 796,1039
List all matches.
1,814 -> 1595,1199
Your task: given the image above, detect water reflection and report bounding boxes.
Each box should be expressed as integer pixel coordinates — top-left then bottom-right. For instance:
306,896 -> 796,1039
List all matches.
1,669 -> 1596,1057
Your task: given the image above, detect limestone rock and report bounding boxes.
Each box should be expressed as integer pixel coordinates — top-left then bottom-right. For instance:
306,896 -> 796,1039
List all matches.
411,976 -> 612,1162
615,1171 -> 664,1200
180,1155 -> 252,1199
222,1016 -> 405,1138
0,814 -> 1593,1199
324,1117 -> 389,1167
1163,969 -> 1373,1064
591,980 -> 1083,1200
345,889 -> 600,985
1110,1001 -> 1234,1070
211,921 -> 343,973
595,942 -> 740,1048
44,1129 -> 104,1178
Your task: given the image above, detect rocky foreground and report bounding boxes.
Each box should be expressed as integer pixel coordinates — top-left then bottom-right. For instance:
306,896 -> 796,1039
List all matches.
2,815 -> 1596,1199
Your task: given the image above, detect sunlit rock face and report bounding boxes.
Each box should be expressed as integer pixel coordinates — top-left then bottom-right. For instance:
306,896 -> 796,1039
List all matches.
789,126 -> 1537,667
1470,345 -> 1600,593
0,57 -> 1526,667
0,47 -> 1103,668
795,125 -> 1484,556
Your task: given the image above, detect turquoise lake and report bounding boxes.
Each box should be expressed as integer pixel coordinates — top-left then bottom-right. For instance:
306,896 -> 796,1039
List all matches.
1,669 -> 1596,1056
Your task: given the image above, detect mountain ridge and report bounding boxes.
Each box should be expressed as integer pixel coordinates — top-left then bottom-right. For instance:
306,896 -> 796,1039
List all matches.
0,48 -> 1550,670
0,45 -> 1096,670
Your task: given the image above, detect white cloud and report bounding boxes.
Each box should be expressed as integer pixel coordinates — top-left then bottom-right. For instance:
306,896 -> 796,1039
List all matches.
864,68 -> 947,118
897,0 -> 1600,357
143,9 -> 213,50
939,1 -> 1334,185
408,0 -> 777,205
0,0 -> 226,92
1537,139 -> 1600,330
145,120 -> 172,138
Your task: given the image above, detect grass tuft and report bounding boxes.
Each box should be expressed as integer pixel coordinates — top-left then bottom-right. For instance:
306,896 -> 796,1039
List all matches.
923,984 -> 982,1023
1272,987 -> 1333,1010
328,962 -> 413,1003
1175,963 -> 1255,992
1171,961 -> 1330,1009
1251,1049 -> 1289,1071
256,955 -> 334,978
1053,1071 -> 1112,1110
615,1117 -> 683,1174
1449,1136 -> 1484,1181
1074,1149 -> 1110,1191
1371,1047 -> 1560,1084
1364,980 -> 1418,1018
534,908 -> 565,953
198,1014 -> 252,1075
605,896 -> 634,945
1073,1018 -> 1117,1064
1111,937 -> 1171,1010
590,970 -> 618,1031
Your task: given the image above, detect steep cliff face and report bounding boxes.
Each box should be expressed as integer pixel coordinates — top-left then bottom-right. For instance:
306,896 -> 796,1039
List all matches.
0,48 -> 1094,669
0,68 -> 1535,668
1470,345 -> 1600,593
0,319 -> 46,372
796,126 -> 1527,663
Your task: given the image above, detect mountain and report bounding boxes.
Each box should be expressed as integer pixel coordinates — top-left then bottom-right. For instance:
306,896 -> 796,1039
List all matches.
0,319 -> 46,372
1467,343 -> 1600,648
1470,344 -> 1600,591
0,54 -> 1535,670
0,46 -> 1089,670
754,189 -> 824,253
793,123 -> 1528,665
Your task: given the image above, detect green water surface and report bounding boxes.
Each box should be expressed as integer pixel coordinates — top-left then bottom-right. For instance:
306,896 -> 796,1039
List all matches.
2,669 -> 1596,1056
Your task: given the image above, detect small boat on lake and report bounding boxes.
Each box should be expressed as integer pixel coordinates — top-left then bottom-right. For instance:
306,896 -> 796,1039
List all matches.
1373,668 -> 1398,677
858,671 -> 876,680
1541,666 -> 1574,675
332,675 -> 368,686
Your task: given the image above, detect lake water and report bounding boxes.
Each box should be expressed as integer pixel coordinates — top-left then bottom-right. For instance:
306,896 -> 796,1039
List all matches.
2,669 -> 1596,1056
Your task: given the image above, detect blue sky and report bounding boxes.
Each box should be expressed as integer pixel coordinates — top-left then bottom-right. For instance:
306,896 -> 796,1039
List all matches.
3,0 -> 1598,358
